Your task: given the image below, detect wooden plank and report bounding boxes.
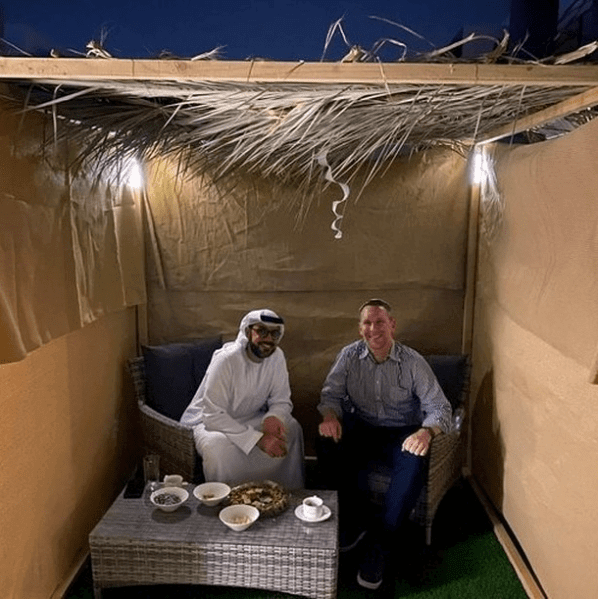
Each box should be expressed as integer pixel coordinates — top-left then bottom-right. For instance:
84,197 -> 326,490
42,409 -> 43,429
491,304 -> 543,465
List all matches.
462,173 -> 481,473
477,85 -> 598,143
461,173 -> 481,358
2,57 -> 598,86
49,550 -> 89,599
466,473 -> 548,599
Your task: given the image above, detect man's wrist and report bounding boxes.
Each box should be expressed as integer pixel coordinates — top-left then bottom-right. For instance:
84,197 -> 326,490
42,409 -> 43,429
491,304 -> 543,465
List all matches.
423,426 -> 438,439
322,409 -> 340,422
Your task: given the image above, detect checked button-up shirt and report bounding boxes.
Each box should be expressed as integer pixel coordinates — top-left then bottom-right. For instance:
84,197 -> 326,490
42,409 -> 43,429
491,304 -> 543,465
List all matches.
318,340 -> 452,432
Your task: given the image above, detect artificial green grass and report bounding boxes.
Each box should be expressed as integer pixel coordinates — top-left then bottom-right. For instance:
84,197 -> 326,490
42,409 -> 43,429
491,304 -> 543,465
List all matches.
65,478 -> 527,598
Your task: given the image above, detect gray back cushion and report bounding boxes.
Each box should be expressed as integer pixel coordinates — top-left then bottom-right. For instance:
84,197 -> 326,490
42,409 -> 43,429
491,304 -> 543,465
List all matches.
424,354 -> 469,409
142,336 -> 222,421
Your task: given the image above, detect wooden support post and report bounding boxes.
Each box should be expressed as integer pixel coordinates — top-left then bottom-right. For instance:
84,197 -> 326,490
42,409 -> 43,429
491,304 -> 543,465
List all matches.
461,176 -> 480,357
462,155 -> 481,473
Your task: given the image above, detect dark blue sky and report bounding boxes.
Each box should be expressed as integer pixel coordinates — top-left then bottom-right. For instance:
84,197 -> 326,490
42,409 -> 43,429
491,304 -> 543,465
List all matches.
2,1 -> 519,61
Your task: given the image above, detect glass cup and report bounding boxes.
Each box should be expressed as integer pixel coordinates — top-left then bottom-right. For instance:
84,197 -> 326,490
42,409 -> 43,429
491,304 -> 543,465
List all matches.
143,454 -> 161,492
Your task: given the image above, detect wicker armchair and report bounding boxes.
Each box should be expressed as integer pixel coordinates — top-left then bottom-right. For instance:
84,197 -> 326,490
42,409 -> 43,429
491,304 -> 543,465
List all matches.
128,356 -> 201,482
366,354 -> 471,545
127,337 -> 223,483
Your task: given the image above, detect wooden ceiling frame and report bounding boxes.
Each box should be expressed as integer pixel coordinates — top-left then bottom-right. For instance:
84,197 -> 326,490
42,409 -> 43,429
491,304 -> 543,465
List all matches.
2,57 -> 598,143
476,85 -> 598,143
1,57 -> 598,85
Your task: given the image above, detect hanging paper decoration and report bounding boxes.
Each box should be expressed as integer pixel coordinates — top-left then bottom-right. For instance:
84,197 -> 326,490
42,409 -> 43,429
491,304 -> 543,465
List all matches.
317,151 -> 350,239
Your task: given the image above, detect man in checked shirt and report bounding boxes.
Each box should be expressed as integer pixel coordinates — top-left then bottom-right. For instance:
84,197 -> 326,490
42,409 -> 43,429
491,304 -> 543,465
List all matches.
316,299 -> 452,591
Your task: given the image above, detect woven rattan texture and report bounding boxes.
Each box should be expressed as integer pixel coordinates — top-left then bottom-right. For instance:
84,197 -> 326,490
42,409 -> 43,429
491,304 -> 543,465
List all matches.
90,487 -> 338,599
128,357 -> 199,482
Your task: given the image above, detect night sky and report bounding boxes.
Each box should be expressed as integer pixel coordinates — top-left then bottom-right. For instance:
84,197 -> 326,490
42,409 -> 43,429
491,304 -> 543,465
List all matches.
2,0 -> 518,61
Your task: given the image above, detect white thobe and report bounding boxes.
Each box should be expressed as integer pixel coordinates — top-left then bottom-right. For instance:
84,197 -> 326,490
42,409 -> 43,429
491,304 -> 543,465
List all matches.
180,341 -> 304,489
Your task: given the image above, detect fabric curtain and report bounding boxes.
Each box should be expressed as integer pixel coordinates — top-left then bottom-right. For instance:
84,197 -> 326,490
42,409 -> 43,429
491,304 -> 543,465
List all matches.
0,105 -> 145,363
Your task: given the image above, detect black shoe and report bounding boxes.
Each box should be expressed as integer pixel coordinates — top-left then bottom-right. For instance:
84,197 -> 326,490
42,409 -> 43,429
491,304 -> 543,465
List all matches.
357,542 -> 386,590
339,528 -> 367,552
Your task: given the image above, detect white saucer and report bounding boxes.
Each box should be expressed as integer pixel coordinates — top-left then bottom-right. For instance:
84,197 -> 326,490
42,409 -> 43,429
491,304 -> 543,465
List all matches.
295,504 -> 332,523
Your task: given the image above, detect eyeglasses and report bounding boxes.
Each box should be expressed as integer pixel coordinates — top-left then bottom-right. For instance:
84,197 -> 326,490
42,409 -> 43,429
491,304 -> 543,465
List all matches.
251,325 -> 282,341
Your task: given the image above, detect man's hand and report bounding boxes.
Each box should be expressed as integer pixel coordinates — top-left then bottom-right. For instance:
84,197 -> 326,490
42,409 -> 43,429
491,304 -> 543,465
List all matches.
402,427 -> 436,456
262,415 -> 286,440
259,416 -> 287,457
318,411 -> 342,442
257,433 -> 287,457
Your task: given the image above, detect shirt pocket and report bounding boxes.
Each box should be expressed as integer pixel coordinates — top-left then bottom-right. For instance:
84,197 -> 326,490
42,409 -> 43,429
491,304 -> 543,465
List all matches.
385,386 -> 418,417
386,384 -> 410,404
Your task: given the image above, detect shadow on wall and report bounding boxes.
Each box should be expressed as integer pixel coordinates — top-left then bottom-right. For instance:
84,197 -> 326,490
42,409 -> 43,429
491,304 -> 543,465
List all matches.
471,368 -> 505,510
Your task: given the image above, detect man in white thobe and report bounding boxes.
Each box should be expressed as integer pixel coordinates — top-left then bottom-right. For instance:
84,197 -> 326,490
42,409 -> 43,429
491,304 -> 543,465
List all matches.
181,309 -> 304,489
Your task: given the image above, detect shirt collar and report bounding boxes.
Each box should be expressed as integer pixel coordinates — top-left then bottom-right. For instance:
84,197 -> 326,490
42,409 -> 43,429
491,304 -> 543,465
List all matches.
358,340 -> 400,363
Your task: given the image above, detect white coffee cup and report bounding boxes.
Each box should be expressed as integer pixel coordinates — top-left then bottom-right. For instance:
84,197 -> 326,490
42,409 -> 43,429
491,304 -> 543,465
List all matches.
302,495 -> 324,520
163,474 -> 184,487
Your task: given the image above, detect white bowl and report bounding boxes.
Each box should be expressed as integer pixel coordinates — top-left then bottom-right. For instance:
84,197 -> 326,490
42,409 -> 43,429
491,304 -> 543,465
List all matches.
219,504 -> 260,531
193,482 -> 231,506
150,486 -> 189,512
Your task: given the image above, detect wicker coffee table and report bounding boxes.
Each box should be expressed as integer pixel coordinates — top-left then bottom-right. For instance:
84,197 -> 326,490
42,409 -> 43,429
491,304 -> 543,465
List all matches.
89,485 -> 338,599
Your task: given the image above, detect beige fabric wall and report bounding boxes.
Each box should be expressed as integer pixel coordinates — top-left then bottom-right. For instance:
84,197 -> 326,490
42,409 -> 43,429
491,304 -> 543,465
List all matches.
0,308 -> 139,599
471,118 -> 598,598
145,150 -> 469,451
0,101 -> 146,597
0,100 -> 146,364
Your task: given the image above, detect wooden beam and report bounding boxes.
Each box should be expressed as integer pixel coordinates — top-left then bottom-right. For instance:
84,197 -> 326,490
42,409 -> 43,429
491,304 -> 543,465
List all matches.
462,172 -> 481,474
476,85 -> 598,143
49,550 -> 89,599
2,57 -> 598,86
462,176 -> 481,359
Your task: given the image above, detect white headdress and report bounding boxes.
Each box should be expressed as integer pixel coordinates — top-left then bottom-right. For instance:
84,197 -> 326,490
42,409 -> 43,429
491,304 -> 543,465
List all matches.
235,309 -> 285,346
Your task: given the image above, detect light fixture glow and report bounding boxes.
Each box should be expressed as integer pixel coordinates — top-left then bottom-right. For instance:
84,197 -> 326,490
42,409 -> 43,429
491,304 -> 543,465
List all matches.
128,160 -> 144,189
471,147 -> 490,185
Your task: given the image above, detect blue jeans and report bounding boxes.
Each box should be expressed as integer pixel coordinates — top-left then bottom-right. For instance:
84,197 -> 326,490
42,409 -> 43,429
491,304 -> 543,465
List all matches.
316,414 -> 427,542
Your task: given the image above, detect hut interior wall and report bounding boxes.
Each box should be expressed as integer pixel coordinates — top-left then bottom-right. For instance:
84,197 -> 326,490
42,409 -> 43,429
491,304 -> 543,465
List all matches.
471,117 -> 598,599
143,150 -> 470,453
0,105 -> 144,598
0,309 -> 140,598
0,99 -> 146,363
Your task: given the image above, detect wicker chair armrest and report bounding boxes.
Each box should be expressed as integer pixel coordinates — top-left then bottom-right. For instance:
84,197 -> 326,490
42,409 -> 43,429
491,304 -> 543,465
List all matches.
127,357 -> 147,405
418,427 -> 465,519
455,355 -> 472,410
451,406 -> 466,433
367,429 -> 460,485
138,401 -> 197,482
138,401 -> 190,433
427,428 -> 462,465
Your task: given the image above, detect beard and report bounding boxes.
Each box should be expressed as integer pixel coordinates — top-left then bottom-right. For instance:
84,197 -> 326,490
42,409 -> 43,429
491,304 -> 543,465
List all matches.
248,339 -> 276,359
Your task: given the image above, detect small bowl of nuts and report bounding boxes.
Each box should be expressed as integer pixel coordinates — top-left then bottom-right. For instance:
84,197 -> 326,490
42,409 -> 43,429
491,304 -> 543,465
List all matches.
219,504 -> 260,531
193,482 -> 231,507
150,486 -> 189,512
